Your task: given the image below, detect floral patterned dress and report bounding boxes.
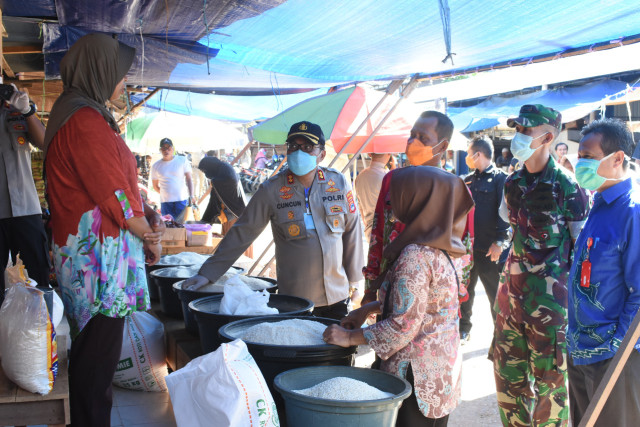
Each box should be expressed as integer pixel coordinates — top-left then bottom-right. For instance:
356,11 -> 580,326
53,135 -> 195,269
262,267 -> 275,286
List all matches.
364,244 -> 462,419
46,107 -> 150,339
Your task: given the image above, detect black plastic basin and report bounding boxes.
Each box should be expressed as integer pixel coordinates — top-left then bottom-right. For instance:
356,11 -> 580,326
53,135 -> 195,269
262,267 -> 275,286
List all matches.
174,276 -> 277,335
190,296 -> 314,352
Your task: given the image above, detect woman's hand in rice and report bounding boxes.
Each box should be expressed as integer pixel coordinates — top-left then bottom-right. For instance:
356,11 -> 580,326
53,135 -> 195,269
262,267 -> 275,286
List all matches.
323,324 -> 352,347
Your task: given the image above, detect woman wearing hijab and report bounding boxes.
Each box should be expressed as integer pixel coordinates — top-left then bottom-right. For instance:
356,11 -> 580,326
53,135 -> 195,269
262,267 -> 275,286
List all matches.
324,166 -> 474,427
253,147 -> 269,169
45,33 -> 163,426
198,155 -> 246,227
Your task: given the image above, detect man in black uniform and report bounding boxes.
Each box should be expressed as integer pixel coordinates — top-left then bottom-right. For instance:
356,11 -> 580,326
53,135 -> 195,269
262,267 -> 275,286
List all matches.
460,135 -> 511,342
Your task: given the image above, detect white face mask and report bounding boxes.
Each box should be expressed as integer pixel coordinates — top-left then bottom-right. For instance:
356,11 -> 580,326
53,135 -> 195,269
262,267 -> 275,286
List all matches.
510,132 -> 549,162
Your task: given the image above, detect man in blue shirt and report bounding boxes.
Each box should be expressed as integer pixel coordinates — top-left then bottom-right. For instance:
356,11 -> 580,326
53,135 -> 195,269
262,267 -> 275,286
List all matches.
568,118 -> 640,426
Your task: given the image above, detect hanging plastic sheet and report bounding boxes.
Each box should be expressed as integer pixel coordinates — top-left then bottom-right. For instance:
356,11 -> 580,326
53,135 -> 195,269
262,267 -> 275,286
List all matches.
43,24 -> 215,86
54,0 -> 285,41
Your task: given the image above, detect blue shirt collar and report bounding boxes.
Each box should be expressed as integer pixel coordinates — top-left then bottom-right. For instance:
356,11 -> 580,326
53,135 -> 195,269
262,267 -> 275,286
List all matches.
598,177 -> 633,205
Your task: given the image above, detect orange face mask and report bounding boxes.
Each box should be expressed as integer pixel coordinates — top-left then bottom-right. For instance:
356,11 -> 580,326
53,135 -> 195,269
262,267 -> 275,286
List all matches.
406,139 -> 445,166
465,152 -> 476,169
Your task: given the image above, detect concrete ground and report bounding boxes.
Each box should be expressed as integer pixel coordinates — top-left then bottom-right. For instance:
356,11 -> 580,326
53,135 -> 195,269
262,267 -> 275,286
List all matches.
449,285 -> 502,425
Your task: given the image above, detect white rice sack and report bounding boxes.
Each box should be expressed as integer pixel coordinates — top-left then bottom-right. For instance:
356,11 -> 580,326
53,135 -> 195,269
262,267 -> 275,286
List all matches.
113,312 -> 168,392
0,284 -> 57,395
219,276 -> 278,316
197,271 -> 271,293
241,319 -> 327,346
294,377 -> 393,400
166,340 -> 279,426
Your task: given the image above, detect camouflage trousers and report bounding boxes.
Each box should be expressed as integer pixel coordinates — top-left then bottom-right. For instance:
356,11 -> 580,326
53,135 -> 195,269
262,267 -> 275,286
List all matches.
491,272 -> 569,427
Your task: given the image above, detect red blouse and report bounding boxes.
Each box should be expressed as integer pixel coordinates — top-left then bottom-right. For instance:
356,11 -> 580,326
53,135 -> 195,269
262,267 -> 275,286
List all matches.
46,107 -> 144,246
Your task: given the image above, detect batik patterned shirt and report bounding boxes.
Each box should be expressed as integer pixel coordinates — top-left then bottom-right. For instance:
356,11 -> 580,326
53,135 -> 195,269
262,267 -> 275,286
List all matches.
364,244 -> 462,419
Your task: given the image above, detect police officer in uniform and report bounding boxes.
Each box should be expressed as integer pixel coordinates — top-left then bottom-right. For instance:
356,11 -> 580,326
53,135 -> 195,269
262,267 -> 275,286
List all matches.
184,121 -> 365,319
0,85 -> 48,304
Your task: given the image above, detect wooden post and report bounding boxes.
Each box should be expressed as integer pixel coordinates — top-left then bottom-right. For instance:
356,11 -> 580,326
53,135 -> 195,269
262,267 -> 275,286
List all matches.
579,309 -> 640,426
231,140 -> 252,166
117,87 -> 161,130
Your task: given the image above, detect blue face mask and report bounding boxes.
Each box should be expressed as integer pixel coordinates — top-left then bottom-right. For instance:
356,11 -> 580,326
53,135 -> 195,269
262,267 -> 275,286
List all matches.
510,132 -> 548,162
288,149 -> 318,176
575,152 -> 615,191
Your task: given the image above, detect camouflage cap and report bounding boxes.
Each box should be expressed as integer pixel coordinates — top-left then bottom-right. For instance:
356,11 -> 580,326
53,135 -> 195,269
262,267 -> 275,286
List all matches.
506,104 -> 562,130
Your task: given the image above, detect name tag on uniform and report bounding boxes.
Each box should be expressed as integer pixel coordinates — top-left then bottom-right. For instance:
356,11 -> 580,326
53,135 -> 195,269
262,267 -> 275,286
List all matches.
304,213 -> 315,230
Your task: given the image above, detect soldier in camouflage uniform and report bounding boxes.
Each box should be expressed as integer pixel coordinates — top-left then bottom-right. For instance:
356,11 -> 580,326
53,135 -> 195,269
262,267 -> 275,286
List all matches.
492,105 -> 590,426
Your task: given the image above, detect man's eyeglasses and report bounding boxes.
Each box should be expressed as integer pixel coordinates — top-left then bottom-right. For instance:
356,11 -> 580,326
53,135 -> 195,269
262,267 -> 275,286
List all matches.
286,141 -> 317,153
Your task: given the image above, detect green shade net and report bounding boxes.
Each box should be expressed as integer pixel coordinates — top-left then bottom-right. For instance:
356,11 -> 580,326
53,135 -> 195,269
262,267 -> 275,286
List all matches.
251,86 -> 356,145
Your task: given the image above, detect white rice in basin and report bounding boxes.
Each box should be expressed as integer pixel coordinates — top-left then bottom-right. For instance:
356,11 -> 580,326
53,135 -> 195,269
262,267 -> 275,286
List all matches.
241,319 -> 327,346
294,377 -> 393,400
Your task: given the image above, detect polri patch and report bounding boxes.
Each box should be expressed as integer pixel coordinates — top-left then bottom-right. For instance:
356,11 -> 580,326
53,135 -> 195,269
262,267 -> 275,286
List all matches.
325,186 -> 340,193
330,205 -> 343,213
288,223 -> 300,237
346,190 -> 356,213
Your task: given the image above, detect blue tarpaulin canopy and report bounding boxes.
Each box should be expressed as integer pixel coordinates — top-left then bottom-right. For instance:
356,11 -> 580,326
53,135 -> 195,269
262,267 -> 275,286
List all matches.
6,0 -> 635,91
449,79 -> 633,133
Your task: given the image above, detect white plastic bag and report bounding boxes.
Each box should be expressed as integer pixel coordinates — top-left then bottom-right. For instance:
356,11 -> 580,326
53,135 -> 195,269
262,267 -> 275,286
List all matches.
166,339 -> 279,427
220,276 -> 278,316
112,312 -> 168,392
0,283 -> 58,395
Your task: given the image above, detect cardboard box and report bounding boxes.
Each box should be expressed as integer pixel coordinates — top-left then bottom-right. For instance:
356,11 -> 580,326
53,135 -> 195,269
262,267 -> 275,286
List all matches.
162,228 -> 186,247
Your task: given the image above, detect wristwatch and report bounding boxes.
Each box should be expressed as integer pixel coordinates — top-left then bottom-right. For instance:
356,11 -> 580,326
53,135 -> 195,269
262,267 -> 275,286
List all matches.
495,240 -> 509,250
23,102 -> 37,118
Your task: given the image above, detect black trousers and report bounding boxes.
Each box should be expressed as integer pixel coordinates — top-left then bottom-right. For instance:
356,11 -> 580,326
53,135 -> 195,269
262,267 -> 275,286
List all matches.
396,364 -> 450,427
568,350 -> 640,427
312,299 -> 349,320
0,214 -> 50,304
69,314 -> 125,427
459,250 -> 504,334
